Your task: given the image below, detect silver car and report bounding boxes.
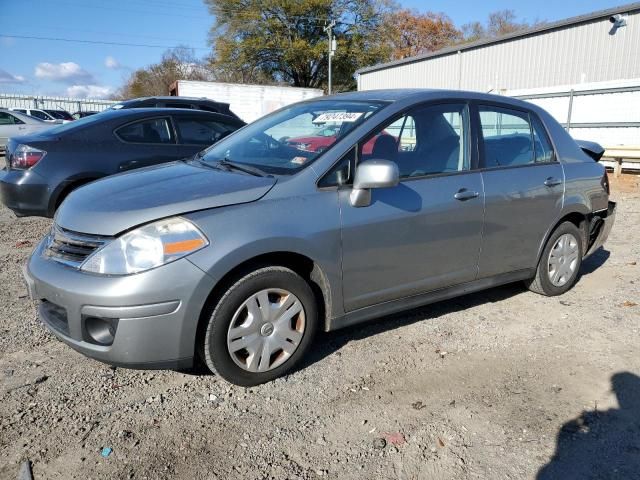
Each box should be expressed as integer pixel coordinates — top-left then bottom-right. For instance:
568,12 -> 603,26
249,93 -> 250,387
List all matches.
0,109 -> 52,151
24,90 -> 615,386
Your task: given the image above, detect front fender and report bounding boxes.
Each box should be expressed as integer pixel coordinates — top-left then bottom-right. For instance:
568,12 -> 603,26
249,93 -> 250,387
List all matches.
184,191 -> 344,319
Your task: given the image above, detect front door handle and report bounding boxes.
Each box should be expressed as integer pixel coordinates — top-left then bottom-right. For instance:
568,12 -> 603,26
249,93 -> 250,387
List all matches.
544,177 -> 562,187
454,189 -> 479,201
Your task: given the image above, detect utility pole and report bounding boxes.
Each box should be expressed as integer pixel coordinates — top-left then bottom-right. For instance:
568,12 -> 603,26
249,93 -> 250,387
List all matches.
324,21 -> 336,94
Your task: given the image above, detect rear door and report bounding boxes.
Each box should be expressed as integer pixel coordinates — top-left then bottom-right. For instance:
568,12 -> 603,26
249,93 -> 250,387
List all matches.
475,104 -> 563,278
113,116 -> 184,172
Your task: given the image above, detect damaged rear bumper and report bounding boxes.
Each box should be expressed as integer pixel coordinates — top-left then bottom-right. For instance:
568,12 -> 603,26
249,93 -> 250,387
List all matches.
585,201 -> 616,258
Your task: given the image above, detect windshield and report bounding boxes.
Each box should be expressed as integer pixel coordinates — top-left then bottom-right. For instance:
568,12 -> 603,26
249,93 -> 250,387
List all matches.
200,99 -> 387,175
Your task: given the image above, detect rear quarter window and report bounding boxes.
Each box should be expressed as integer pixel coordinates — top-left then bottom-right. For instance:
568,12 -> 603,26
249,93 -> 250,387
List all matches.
116,118 -> 174,144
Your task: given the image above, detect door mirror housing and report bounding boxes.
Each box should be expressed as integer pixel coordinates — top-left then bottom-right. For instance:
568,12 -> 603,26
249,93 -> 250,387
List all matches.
350,159 -> 399,207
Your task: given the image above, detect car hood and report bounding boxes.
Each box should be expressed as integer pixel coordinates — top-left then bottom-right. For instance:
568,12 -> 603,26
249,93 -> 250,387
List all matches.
56,161 -> 277,236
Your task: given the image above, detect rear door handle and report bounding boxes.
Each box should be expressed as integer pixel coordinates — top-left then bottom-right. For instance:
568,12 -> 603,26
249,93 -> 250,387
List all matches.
454,189 -> 479,201
544,177 -> 562,187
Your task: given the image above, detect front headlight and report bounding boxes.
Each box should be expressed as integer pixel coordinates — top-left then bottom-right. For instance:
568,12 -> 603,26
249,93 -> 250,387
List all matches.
80,217 -> 208,275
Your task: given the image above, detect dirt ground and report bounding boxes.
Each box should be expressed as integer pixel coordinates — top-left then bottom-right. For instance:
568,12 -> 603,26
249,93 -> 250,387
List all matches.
0,170 -> 638,480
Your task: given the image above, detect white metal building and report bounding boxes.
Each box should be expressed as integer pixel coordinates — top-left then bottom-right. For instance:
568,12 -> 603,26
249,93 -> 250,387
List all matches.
356,3 -> 640,151
357,3 -> 640,91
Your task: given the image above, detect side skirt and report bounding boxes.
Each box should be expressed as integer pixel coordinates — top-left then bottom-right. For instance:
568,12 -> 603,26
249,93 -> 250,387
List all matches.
327,269 -> 533,331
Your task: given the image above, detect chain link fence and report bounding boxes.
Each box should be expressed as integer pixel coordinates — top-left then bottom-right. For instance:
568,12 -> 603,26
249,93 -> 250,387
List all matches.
0,93 -> 118,113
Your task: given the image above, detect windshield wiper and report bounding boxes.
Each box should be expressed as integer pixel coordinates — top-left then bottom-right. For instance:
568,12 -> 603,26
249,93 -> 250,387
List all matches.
217,158 -> 268,177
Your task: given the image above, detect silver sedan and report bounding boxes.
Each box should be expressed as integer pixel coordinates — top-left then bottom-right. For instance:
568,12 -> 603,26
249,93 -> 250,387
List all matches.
0,109 -> 52,151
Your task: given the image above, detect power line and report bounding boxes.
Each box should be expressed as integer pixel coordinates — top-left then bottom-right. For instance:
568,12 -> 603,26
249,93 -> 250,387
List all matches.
0,34 -> 209,50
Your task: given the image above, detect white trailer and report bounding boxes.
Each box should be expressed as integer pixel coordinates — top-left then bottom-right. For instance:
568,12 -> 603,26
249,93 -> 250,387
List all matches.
169,80 -> 323,123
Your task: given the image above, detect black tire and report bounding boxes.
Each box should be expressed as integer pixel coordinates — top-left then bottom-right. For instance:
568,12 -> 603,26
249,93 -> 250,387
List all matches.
526,221 -> 583,296
202,266 -> 318,386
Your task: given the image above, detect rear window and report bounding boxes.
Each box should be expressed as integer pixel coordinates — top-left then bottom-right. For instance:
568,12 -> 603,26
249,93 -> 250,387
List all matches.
116,118 -> 174,144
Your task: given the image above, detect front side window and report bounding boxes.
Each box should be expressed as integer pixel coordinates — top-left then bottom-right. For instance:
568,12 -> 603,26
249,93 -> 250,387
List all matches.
359,103 -> 470,179
0,112 -> 23,125
479,106 -> 536,168
116,118 -> 174,144
174,116 -> 238,145
200,99 -> 387,175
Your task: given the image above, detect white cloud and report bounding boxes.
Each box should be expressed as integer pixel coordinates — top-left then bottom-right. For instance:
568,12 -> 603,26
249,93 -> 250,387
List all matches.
65,85 -> 113,99
34,62 -> 95,84
0,68 -> 26,84
104,55 -> 121,69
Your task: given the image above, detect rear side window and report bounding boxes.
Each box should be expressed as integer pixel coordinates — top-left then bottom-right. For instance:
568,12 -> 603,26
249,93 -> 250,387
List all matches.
531,115 -> 555,163
479,106 -> 536,168
116,118 -> 174,144
0,112 -> 24,125
30,110 -> 50,120
174,116 -> 238,145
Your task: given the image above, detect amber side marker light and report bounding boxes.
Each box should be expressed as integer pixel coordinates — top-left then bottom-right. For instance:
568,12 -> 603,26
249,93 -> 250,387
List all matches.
163,238 -> 206,255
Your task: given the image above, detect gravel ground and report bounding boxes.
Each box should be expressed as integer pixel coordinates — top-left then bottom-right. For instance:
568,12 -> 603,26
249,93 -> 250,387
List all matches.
0,169 -> 639,480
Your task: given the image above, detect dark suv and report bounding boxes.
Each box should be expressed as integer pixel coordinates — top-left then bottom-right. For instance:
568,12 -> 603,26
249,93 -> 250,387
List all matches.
110,96 -> 239,119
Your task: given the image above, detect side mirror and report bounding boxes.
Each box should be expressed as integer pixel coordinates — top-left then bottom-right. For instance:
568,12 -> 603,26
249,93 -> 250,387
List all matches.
350,159 -> 399,207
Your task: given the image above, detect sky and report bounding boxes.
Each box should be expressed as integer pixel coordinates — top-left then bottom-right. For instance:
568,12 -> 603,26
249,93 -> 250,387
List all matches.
0,0 -> 627,98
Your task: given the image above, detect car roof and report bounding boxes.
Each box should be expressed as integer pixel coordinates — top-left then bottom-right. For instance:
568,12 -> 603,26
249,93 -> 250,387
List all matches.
0,108 -> 47,123
91,107 -> 240,119
322,88 -> 537,110
117,96 -> 229,105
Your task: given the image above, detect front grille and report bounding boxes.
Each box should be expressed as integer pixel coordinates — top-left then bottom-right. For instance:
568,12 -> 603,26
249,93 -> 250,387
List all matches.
43,225 -> 111,268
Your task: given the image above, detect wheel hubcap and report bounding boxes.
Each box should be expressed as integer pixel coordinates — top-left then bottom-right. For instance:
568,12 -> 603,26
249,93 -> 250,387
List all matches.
226,288 -> 306,373
547,233 -> 579,287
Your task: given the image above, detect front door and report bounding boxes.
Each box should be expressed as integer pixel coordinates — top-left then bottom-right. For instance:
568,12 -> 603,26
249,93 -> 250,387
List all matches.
339,102 -> 485,312
475,105 -> 564,278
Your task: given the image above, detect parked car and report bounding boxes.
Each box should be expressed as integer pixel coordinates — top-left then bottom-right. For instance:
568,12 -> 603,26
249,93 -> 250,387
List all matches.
8,108 -> 63,123
72,111 -> 98,120
109,96 -> 239,119
23,90 -> 615,386
285,125 -> 391,155
0,109 -> 53,152
43,109 -> 74,122
0,108 -> 244,217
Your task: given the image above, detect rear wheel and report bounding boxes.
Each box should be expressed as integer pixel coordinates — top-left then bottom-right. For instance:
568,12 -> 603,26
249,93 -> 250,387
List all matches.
202,266 -> 318,386
526,222 -> 583,296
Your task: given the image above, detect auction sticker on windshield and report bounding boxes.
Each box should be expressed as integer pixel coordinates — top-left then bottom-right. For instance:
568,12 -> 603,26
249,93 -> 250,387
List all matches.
313,112 -> 363,124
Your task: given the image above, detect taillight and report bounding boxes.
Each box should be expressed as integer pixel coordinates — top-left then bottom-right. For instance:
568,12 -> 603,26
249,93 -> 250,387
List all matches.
601,171 -> 610,195
11,144 -> 46,169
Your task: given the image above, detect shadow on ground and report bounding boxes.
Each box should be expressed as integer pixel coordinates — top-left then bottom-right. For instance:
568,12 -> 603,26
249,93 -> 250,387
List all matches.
580,248 -> 611,276
537,372 -> 640,479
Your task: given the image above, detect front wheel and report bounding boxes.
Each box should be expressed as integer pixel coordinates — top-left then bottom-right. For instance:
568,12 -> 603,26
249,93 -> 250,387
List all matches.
526,222 -> 583,296
202,266 -> 318,386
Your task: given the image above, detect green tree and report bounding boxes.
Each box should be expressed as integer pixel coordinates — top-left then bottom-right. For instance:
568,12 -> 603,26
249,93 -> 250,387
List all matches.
115,47 -> 212,99
461,10 -> 544,43
204,0 -> 394,92
388,9 -> 461,60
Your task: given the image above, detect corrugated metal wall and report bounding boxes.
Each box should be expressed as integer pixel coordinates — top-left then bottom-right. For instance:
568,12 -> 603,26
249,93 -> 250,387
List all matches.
358,11 -> 640,92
